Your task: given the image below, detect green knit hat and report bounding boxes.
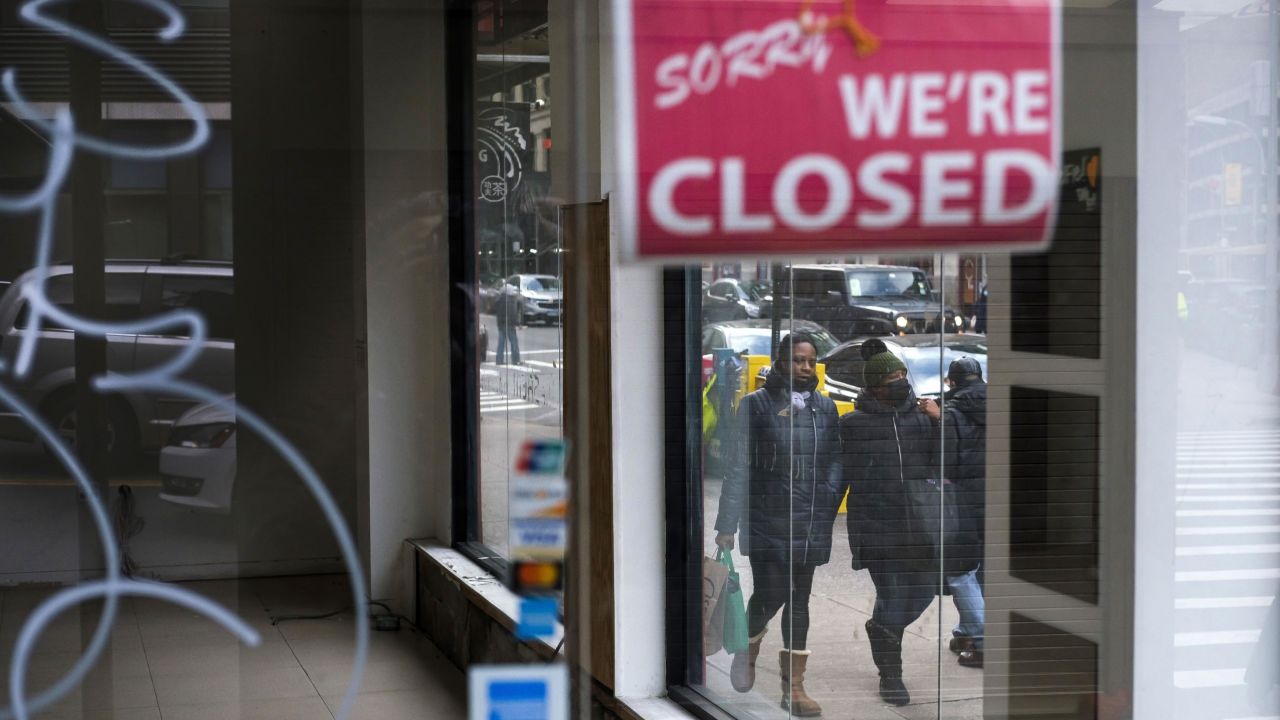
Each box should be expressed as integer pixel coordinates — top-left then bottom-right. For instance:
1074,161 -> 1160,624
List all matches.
862,351 -> 907,389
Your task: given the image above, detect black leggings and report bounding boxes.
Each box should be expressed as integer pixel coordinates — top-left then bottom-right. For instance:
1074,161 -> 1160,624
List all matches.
746,558 -> 817,651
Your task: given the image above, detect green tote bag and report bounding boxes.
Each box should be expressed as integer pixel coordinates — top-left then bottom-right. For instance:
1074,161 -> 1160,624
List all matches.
718,549 -> 748,655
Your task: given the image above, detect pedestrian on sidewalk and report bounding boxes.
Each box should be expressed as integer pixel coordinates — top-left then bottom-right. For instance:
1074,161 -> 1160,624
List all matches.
494,281 -> 522,365
714,332 -> 844,717
920,356 -> 987,669
838,340 -> 940,707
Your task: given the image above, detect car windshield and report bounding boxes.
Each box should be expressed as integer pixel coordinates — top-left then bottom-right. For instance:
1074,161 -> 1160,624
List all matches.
720,327 -> 839,358
898,344 -> 989,396
523,277 -> 560,292
846,270 -> 929,298
719,330 -> 773,357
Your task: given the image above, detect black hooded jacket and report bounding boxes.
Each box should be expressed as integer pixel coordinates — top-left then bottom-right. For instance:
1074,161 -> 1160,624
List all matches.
837,387 -> 938,569
939,379 -> 987,571
714,371 -> 844,566
940,380 -> 986,486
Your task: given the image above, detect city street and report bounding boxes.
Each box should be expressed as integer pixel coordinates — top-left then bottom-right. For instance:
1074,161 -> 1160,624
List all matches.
1173,348 -> 1280,720
1172,426 -> 1280,720
476,314 -> 564,555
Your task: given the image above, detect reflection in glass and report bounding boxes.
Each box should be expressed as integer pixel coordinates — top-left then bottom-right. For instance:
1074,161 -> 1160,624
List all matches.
473,9 -> 562,558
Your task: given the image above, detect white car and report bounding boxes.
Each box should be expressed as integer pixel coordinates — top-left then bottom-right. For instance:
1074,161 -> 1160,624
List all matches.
509,274 -> 562,325
158,398 -> 236,514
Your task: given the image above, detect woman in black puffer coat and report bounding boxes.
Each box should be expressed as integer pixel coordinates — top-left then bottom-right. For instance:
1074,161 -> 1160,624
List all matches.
838,340 -> 940,707
714,332 -> 843,717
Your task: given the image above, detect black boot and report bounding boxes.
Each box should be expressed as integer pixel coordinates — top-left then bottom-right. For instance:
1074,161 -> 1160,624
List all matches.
865,619 -> 910,706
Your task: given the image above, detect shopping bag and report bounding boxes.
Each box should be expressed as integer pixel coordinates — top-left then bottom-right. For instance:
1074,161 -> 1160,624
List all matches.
718,549 -> 748,655
903,478 -> 979,576
702,553 -> 730,656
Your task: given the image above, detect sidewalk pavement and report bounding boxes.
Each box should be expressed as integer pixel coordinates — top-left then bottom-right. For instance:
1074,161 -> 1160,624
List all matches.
703,485 -> 984,720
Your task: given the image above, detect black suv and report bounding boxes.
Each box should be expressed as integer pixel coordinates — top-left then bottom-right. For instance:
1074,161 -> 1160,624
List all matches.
777,264 -> 965,340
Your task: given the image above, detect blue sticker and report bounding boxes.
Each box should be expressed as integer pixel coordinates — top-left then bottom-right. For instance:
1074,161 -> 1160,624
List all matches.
469,665 -> 567,720
488,680 -> 547,719
516,597 -> 559,640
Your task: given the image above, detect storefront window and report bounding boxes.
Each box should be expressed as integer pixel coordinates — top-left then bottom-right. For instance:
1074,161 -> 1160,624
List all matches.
468,2 -> 562,559
668,3 -> 1280,720
691,261 -> 967,716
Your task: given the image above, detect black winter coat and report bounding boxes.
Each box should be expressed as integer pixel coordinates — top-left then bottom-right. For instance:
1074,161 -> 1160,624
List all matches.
495,290 -> 521,327
940,381 -> 986,486
940,380 -> 987,570
838,389 -> 938,570
714,373 -> 844,566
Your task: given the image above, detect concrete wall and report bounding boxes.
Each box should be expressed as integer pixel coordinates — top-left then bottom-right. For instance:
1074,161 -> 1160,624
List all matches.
228,0 -> 361,575
357,0 -> 454,611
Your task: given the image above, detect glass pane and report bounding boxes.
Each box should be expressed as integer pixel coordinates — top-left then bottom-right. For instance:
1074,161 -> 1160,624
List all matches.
696,260 -> 951,717
1140,3 -> 1280,720
473,8 -> 561,558
0,7 -> 256,712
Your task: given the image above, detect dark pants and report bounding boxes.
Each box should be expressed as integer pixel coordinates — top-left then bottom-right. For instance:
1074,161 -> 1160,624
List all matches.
496,320 -> 520,364
864,559 -> 938,679
746,558 -> 817,651
955,483 -> 986,590
867,560 -> 936,634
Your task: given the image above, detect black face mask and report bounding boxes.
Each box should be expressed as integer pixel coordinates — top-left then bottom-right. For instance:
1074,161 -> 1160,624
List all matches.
883,378 -> 912,405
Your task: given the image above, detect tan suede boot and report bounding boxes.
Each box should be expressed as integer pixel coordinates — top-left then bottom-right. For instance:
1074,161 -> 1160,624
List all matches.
730,629 -> 767,692
779,650 -> 823,717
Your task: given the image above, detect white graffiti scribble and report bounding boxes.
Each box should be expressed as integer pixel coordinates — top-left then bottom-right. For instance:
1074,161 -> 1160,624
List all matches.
0,2 -> 368,719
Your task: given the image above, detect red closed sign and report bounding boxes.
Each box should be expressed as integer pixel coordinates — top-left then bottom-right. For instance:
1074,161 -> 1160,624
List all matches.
612,0 -> 1061,260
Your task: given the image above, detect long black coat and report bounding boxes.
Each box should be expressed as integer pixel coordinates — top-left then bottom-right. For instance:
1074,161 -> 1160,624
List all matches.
838,390 -> 938,570
714,374 -> 844,566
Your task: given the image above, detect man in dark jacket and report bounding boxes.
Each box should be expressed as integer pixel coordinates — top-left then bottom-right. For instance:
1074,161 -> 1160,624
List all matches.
494,282 -> 521,365
715,332 -> 843,717
921,357 -> 987,668
839,342 -> 939,707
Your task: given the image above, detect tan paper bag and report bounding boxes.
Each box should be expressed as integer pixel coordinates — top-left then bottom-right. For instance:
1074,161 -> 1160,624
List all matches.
702,554 -> 730,656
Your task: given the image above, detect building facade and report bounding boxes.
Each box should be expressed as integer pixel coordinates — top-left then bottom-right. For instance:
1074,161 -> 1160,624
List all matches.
0,1 -> 1276,719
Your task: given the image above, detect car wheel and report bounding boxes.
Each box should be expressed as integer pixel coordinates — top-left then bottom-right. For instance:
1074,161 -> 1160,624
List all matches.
43,392 -> 141,470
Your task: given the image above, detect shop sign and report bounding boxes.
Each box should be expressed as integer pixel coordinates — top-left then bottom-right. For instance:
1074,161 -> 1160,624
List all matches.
508,439 -> 568,594
612,0 -> 1061,260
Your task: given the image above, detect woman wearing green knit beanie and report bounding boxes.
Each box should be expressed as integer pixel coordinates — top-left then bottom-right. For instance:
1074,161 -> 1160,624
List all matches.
861,349 -> 908,391
838,338 -> 938,707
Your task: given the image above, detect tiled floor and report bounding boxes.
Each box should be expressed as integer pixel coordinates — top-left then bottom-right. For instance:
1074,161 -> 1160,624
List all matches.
0,575 -> 465,719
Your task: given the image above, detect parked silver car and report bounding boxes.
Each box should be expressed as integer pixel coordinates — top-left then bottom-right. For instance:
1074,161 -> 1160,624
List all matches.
509,274 -> 562,325
0,260 -> 235,465
159,397 -> 237,513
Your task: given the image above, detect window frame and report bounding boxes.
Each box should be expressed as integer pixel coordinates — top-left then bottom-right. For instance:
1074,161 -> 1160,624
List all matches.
664,267 -> 765,720
662,268 -> 712,705
445,0 -> 510,579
